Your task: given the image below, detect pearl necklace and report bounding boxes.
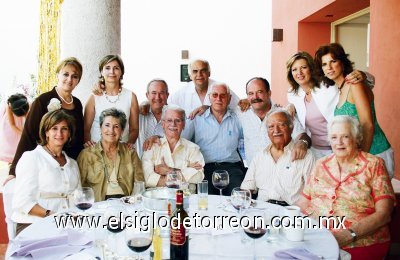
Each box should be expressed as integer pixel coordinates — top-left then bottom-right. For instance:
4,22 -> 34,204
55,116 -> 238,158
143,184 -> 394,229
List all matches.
55,87 -> 74,105
104,87 -> 122,104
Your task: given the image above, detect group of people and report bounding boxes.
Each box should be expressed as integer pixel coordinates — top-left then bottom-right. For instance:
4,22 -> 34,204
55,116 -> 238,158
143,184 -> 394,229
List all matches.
1,43 -> 395,259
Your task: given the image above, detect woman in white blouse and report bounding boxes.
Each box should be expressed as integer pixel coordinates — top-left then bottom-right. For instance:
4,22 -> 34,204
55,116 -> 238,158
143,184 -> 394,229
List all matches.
12,109 -> 81,235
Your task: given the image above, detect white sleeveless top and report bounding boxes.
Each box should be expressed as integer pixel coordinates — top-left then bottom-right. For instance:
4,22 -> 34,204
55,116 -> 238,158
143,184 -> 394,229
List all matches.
90,87 -> 132,142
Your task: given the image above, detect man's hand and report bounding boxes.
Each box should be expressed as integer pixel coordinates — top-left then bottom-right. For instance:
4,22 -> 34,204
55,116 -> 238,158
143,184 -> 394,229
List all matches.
291,140 -> 308,161
189,105 -> 209,120
3,175 -> 15,186
92,81 -> 105,96
187,161 -> 203,170
143,135 -> 161,151
84,140 -> 96,148
139,101 -> 150,116
238,99 -> 251,112
154,157 -> 171,176
345,70 -> 365,84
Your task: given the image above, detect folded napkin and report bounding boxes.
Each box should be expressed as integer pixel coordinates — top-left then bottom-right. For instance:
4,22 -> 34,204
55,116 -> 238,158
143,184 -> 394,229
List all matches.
274,248 -> 321,260
11,229 -> 93,260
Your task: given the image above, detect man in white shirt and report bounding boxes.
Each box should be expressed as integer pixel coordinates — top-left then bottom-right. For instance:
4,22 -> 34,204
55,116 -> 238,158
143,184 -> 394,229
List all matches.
236,77 -> 310,165
142,105 -> 204,187
240,108 -> 315,205
168,59 -> 240,117
136,79 -> 168,157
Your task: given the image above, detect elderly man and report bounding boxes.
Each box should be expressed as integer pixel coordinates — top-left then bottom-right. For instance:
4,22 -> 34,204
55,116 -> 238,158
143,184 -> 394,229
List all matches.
142,105 -> 204,187
236,77 -> 310,165
136,79 -> 169,157
185,83 -> 245,195
168,59 -> 240,117
240,108 -> 315,206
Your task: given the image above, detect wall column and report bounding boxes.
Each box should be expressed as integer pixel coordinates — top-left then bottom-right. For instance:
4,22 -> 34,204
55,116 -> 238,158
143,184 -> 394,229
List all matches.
60,0 -> 121,103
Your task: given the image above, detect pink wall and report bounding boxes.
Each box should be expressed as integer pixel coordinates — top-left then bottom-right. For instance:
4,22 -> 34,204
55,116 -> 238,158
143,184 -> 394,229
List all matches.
298,22 -> 331,55
370,0 -> 400,179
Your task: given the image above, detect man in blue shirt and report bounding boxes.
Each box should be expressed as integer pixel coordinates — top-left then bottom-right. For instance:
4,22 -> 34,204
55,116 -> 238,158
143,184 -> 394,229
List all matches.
185,83 -> 245,195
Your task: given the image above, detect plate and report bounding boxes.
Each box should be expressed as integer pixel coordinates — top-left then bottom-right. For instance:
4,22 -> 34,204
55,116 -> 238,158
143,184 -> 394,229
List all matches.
120,196 -> 136,205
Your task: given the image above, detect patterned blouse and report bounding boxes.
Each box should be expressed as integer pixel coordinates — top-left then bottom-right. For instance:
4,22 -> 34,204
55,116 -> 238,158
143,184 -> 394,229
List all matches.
302,151 -> 395,248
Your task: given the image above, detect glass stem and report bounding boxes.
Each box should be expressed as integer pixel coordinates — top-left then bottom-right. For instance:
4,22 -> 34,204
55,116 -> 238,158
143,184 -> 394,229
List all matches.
253,239 -> 256,260
219,189 -> 223,205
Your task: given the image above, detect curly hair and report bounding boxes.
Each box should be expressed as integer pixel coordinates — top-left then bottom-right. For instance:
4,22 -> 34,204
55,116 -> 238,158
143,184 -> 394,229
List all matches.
314,43 -> 354,86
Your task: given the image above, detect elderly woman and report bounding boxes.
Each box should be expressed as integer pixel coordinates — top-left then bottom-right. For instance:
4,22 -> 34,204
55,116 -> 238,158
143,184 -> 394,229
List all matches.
78,108 -> 144,201
84,55 -> 139,148
6,57 -> 84,183
298,116 -> 395,260
12,110 -> 81,235
314,43 -> 394,178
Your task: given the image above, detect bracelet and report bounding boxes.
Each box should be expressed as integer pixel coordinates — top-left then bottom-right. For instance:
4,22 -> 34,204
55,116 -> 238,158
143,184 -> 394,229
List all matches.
44,209 -> 51,217
299,139 -> 309,147
348,228 -> 357,242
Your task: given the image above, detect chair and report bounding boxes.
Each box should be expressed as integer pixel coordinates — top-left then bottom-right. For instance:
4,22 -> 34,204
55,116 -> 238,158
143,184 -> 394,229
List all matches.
2,178 -> 16,239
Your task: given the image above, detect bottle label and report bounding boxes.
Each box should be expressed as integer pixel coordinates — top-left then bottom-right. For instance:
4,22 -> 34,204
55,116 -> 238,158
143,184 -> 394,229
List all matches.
170,223 -> 186,245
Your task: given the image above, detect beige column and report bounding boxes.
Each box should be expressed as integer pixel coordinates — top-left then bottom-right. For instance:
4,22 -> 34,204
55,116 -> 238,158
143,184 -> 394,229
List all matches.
60,0 -> 121,103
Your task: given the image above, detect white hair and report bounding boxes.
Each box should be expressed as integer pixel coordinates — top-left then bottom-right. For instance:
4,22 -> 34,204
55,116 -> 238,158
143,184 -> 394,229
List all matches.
211,82 -> 231,95
161,104 -> 186,121
266,108 -> 294,130
328,115 -> 363,146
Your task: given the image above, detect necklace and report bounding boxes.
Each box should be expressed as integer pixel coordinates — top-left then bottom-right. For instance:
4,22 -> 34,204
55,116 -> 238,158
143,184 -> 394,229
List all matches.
104,87 -> 122,104
44,145 -> 63,159
55,87 -> 74,105
338,80 -> 346,94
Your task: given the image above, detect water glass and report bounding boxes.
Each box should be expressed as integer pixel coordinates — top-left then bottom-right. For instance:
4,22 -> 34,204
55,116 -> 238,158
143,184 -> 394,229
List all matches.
197,180 -> 208,210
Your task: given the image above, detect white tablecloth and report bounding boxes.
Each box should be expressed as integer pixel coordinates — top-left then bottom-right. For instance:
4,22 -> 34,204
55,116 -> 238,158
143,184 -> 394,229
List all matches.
6,195 -> 339,259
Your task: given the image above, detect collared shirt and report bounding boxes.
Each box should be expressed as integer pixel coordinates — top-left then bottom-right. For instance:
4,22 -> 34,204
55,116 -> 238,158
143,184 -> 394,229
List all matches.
12,145 -> 81,224
136,110 -> 164,157
302,151 -> 395,249
142,137 -> 205,187
241,141 -> 315,205
184,108 -> 243,163
235,105 -> 306,164
168,79 -> 241,115
77,142 -> 144,202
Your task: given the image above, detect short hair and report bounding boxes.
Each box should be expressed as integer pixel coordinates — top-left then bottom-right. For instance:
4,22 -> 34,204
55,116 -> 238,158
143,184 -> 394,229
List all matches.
314,43 -> 354,86
99,108 -> 127,131
286,52 -> 319,94
146,78 -> 169,93
161,105 -> 186,121
98,54 -> 125,82
38,110 -> 76,146
7,93 -> 29,116
188,59 -> 211,74
245,77 -> 270,93
56,57 -> 83,82
266,108 -> 294,130
328,115 -> 362,147
211,82 -> 231,95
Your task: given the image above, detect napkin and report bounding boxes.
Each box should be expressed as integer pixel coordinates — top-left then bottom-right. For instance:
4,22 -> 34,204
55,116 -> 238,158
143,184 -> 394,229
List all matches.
274,248 -> 321,260
11,229 -> 93,260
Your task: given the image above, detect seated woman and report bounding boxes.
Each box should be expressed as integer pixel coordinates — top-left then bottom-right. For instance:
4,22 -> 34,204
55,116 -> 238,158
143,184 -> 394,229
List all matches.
78,108 -> 144,201
298,115 -> 395,260
12,109 -> 81,235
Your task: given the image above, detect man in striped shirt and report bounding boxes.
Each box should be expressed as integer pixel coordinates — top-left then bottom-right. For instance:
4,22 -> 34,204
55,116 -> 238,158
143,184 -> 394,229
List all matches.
241,108 -> 315,206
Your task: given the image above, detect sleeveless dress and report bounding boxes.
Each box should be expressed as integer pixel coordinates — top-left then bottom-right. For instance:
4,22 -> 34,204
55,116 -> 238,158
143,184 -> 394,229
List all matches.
334,87 -> 394,178
90,87 -> 132,142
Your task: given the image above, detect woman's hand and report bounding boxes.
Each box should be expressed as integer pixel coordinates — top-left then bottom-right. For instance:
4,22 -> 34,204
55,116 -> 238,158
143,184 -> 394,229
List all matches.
286,103 -> 297,119
139,101 -> 150,116
84,140 -> 96,148
345,70 -> 365,84
331,229 -> 353,247
92,81 -> 105,96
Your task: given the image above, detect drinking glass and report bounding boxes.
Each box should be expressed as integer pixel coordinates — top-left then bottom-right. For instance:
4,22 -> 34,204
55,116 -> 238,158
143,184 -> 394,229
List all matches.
125,211 -> 153,259
105,205 -> 126,254
212,170 -> 229,208
166,170 -> 182,189
73,187 -> 95,214
230,187 -> 251,215
243,208 -> 267,260
134,181 -> 145,209
197,180 -> 208,210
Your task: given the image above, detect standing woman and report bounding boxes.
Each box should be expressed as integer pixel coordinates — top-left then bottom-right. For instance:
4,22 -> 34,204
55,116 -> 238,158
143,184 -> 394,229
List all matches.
84,55 -> 139,148
6,57 -> 84,182
314,43 -> 394,178
12,109 -> 81,235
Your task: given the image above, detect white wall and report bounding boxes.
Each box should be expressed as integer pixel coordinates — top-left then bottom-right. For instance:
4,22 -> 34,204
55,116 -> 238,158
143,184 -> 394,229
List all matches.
121,0 -> 272,102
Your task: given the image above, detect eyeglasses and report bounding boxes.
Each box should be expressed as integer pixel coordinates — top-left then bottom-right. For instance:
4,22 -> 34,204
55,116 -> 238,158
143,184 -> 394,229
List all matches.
163,118 -> 184,124
210,93 -> 228,99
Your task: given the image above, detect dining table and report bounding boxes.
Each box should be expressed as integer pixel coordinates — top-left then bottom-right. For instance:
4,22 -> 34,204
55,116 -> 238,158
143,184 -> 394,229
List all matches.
6,194 -> 340,259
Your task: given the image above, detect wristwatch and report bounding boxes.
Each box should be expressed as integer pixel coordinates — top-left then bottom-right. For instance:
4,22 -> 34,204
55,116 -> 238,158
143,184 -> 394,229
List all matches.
348,228 -> 357,242
299,139 -> 309,147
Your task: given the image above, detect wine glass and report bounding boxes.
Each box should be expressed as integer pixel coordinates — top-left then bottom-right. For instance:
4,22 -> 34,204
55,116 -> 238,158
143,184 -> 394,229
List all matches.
212,170 -> 229,208
125,211 -> 153,259
105,205 -> 126,255
73,187 -> 95,214
243,209 -> 267,260
230,187 -> 251,215
166,170 -> 182,189
134,181 -> 145,209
